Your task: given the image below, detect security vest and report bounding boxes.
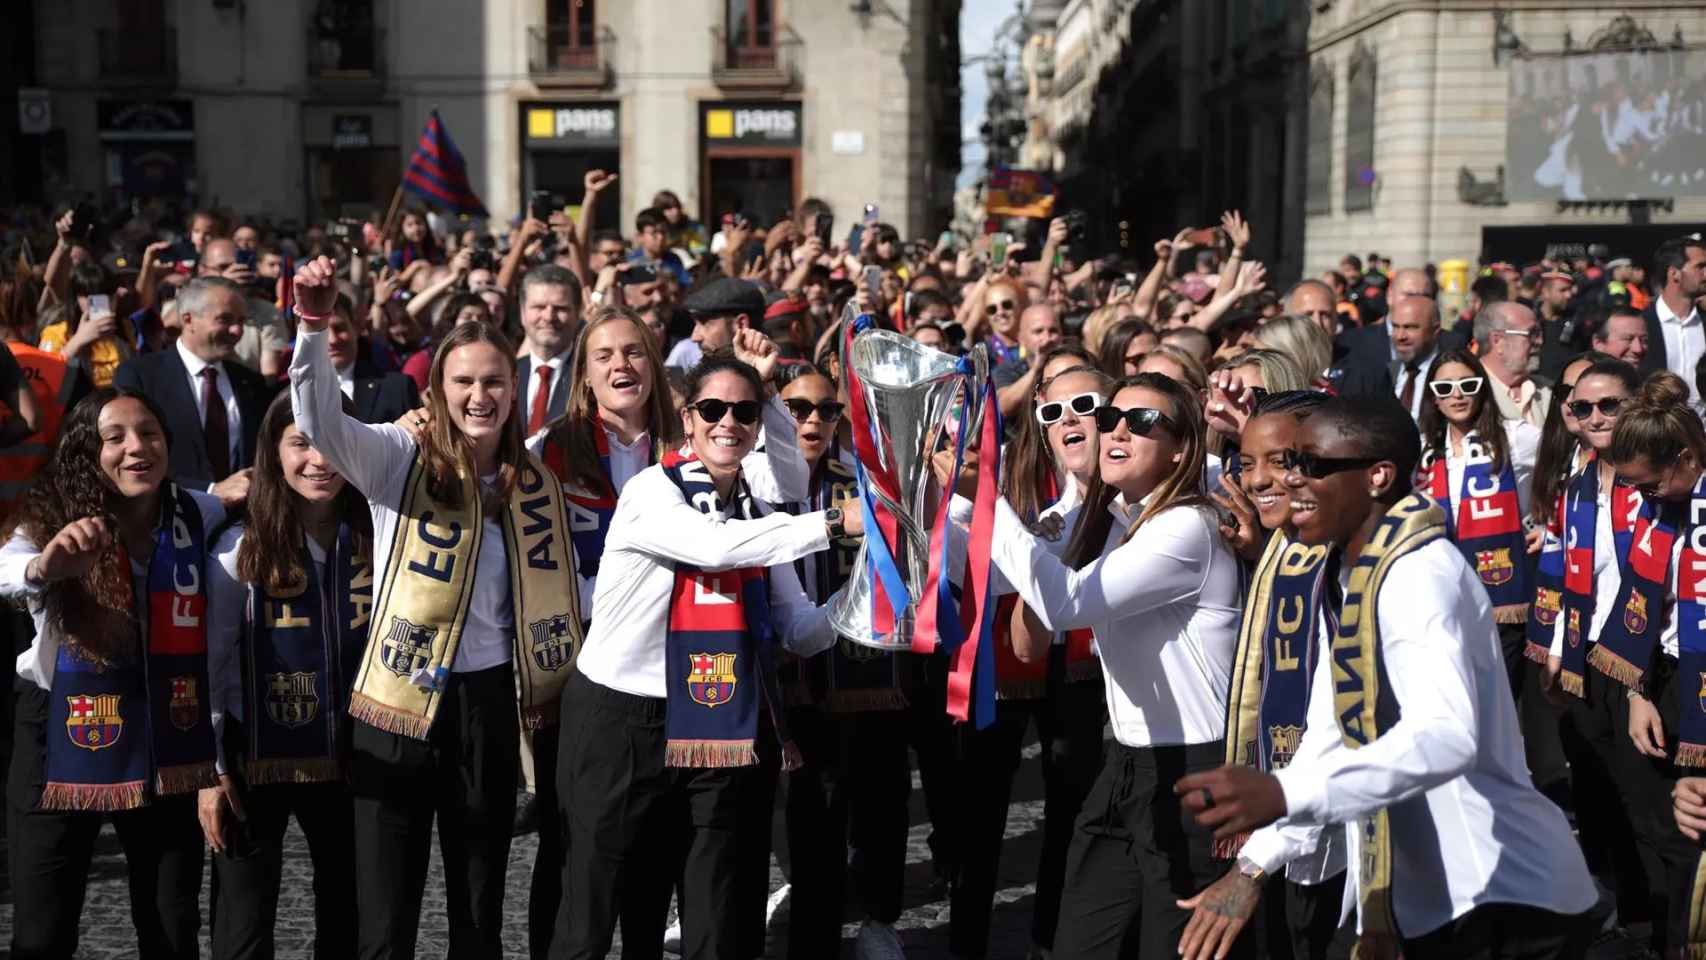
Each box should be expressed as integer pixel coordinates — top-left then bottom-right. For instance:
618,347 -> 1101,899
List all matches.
0,343 -> 76,516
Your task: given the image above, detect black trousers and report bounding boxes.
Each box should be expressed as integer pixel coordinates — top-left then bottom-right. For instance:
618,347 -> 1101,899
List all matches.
553,670 -> 763,960
7,680 -> 205,960
1283,873 -> 1354,960
1558,673 -> 1648,924
782,705 -> 912,959
1052,739 -> 1242,960
349,662 -> 519,959
209,780 -> 357,960
949,678 -> 1106,957
530,724 -> 563,960
906,660 -> 960,881
1402,903 -> 1594,960
1571,666 -> 1695,949
734,721 -> 782,960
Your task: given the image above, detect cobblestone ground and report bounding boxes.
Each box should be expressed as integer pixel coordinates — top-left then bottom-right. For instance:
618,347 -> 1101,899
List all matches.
0,742 -> 1055,959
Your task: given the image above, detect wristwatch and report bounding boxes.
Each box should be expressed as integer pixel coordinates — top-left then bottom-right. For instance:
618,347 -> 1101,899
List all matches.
824,507 -> 846,540
1235,856 -> 1267,883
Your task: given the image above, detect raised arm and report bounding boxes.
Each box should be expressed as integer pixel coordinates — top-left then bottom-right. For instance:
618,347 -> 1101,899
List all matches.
606,469 -> 830,571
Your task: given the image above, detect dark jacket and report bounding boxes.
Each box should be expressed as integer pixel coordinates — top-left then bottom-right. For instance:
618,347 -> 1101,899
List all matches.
1333,323 -> 1469,400
516,353 -> 570,426
349,348 -> 422,425
112,347 -> 275,490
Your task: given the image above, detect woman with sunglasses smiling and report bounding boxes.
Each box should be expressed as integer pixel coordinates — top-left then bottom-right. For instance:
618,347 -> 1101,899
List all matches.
1599,372 -> 1706,957
985,371 -> 1243,959
1416,348 -> 1541,695
558,352 -> 860,959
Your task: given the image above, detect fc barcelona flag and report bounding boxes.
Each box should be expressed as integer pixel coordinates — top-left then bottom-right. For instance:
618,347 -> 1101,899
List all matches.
985,167 -> 1056,219
402,110 -> 488,217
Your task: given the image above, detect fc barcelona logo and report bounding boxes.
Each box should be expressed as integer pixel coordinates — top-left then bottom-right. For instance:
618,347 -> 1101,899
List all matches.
1268,724 -> 1304,770
380,617 -> 437,678
168,676 -> 200,732
687,652 -> 737,708
1535,588 -> 1561,626
1475,548 -> 1515,587
529,615 -> 574,672
1624,592 -> 1649,635
1698,673 -> 1706,714
266,672 -> 320,728
1566,608 -> 1582,648
66,694 -> 123,751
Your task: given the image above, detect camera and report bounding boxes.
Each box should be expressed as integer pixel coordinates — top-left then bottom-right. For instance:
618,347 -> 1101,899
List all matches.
529,190 -> 556,223
1063,210 -> 1088,246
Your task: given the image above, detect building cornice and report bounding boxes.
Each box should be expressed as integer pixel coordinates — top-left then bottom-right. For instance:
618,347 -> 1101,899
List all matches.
1309,1 -> 1696,54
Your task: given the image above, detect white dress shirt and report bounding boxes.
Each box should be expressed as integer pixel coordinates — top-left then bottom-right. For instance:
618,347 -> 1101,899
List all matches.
290,327 -> 512,673
337,363 -> 357,400
574,463 -> 837,699
524,351 -> 568,422
1656,295 -> 1706,411
1393,348 -> 1440,421
177,337 -> 242,469
0,491 -> 226,692
991,497 -> 1243,747
1271,538 -> 1597,936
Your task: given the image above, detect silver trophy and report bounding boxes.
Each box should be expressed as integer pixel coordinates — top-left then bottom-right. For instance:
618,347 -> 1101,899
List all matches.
828,327 -> 995,651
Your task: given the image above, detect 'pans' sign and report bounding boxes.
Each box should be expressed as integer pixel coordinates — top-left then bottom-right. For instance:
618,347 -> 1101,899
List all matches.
523,103 -> 620,147
702,102 -> 802,147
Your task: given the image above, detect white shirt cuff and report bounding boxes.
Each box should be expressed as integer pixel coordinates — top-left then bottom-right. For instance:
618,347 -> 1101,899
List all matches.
1275,763 -> 1329,825
1238,825 -> 1295,874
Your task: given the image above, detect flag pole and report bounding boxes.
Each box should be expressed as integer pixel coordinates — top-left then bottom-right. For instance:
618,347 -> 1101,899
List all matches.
379,183 -> 406,243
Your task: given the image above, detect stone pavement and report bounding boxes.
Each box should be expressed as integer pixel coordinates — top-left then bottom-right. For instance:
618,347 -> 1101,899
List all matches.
0,742 -> 1055,959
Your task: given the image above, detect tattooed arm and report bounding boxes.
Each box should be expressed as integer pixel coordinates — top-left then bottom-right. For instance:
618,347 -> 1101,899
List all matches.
1174,862 -> 1264,960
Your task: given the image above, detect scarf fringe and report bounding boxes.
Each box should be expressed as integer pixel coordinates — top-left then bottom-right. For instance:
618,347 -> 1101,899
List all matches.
665,739 -> 757,769
1065,656 -> 1102,684
523,699 -> 560,731
350,693 -> 435,740
1212,831 -> 1250,860
1678,742 -> 1706,769
38,779 -> 147,812
827,689 -> 908,714
245,757 -> 341,786
1587,645 -> 1644,689
1493,604 -> 1530,625
1522,641 -> 1552,666
1562,669 -> 1585,698
156,761 -> 219,796
997,678 -> 1048,701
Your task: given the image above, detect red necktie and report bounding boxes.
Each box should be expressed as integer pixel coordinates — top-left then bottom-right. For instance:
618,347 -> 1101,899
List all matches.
201,366 -> 231,481
529,364 -> 555,436
1398,361 -> 1421,414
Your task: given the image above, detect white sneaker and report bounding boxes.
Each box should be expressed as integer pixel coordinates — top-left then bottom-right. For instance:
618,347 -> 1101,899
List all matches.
855,919 -> 906,960
663,917 -> 682,952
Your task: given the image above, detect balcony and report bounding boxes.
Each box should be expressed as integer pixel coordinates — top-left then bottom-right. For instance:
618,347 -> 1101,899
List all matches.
527,24 -> 613,89
307,24 -> 387,94
711,24 -> 800,91
98,28 -> 177,85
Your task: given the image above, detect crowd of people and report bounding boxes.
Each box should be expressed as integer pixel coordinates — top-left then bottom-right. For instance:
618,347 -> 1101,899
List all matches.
1,179 -> 1706,960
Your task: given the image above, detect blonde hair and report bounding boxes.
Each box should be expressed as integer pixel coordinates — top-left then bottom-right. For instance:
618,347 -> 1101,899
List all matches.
1223,348 -> 1309,393
1253,314 -> 1333,383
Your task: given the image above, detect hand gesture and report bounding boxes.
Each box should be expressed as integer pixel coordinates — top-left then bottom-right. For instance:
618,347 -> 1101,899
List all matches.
1220,210 -> 1251,252
32,517 -> 112,583
518,216 -> 550,244
394,407 -> 431,444
930,446 -> 981,501
732,327 -> 780,383
1525,527 -> 1545,555
372,267 -> 399,306
143,240 -> 174,262
584,169 -> 617,195
1046,217 -> 1069,247
1540,655 -> 1569,708
1211,473 -> 1262,562
1232,261 -> 1267,298
1027,513 -> 1066,542
197,773 -> 247,853
794,235 -> 824,268
211,468 -> 253,509
55,209 -> 76,243
1175,869 -> 1262,960
1205,369 -> 1258,437
1153,237 -> 1175,261
1174,765 -> 1287,840
293,256 -> 340,325
724,219 -> 754,256
1172,227 -> 1196,249
221,260 -> 256,286
1673,777 -> 1706,842
1628,693 -> 1667,759
450,247 -> 474,280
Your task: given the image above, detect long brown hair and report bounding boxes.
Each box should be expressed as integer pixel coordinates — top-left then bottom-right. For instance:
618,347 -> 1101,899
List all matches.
1001,343 -> 1102,521
543,305 -> 679,495
1418,348 -> 1511,474
1062,372 -> 1210,569
1,388 -> 172,661
235,392 -> 372,595
422,322 -> 525,511
1611,372 -> 1706,468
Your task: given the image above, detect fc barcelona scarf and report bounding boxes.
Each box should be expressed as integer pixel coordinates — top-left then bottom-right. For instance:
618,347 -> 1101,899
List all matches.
542,415 -> 651,582
1419,432 -> 1530,623
350,452 -> 581,739
244,524 -> 374,785
1331,493 -> 1446,954
1527,488 -> 1567,664
42,484 -> 218,811
1591,491 -> 1681,690
1557,462 -> 1641,698
783,450 -> 908,713
1671,474 -> 1706,768
661,450 -> 788,767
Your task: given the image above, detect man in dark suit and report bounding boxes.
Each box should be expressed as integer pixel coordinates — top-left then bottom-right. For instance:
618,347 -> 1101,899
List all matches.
326,296 -> 422,425
1639,236 -> 1706,406
113,276 -> 273,506
517,264 -> 582,436
1330,270 -> 1468,406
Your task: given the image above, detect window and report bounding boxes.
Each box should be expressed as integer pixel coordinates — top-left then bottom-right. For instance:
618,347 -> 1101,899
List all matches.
1306,59 -> 1334,216
548,0 -> 598,69
727,0 -> 777,69
1344,42 -> 1376,213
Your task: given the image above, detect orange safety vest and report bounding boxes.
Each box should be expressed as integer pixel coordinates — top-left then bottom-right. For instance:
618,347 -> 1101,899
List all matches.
0,342 -> 76,516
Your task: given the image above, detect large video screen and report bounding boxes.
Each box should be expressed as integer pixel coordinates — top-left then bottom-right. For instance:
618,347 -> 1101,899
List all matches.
1507,49 -> 1706,202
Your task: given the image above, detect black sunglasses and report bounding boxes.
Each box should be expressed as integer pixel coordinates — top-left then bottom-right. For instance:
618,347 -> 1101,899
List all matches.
1281,448 -> 1382,479
688,399 -> 762,425
985,299 -> 1018,315
1568,397 -> 1624,420
1092,405 -> 1175,436
783,398 -> 845,423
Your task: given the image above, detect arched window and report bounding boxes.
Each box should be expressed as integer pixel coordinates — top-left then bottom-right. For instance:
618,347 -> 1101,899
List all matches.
1307,59 -> 1334,216
1344,41 -> 1376,212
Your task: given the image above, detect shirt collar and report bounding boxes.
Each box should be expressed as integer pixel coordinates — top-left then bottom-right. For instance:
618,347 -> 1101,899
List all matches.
1658,295 -> 1699,326
175,337 -> 217,379
533,349 -> 568,371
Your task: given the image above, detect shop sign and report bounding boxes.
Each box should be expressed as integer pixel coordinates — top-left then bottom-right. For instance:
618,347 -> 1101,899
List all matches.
98,99 -> 195,142
703,103 -> 801,147
524,103 -> 620,146
333,115 -> 372,150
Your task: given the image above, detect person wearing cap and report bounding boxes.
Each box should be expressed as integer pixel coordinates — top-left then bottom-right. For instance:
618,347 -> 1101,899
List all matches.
664,277 -> 765,371
761,293 -> 815,359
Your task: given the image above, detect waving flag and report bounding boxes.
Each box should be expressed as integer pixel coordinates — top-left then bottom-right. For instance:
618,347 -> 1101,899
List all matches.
402,110 -> 488,217
985,166 -> 1056,219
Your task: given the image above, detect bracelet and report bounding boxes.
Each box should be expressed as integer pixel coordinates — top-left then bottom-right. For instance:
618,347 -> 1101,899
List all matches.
294,306 -> 333,324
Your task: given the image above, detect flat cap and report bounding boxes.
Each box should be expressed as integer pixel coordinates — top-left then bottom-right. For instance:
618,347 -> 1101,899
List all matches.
682,277 -> 765,318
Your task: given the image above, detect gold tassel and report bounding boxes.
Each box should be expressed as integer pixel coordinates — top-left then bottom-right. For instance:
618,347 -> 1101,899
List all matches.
665,739 -> 757,769
1562,670 -> 1584,698
996,678 -> 1048,701
350,693 -> 435,740
1522,642 -> 1551,665
1678,743 -> 1706,769
1587,645 -> 1644,689
522,699 -> 560,731
39,780 -> 147,812
155,761 -> 219,796
1212,832 -> 1250,860
245,757 -> 341,786
1493,604 -> 1530,625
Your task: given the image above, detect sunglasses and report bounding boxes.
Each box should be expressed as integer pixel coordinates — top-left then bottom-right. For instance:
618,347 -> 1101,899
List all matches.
1281,448 -> 1382,479
1428,377 -> 1483,399
1567,397 -> 1624,420
1092,405 -> 1175,436
985,299 -> 1018,315
783,398 -> 845,423
1035,391 -> 1104,426
688,398 -> 762,425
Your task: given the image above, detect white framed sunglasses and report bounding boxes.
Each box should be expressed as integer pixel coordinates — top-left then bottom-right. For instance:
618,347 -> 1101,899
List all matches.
1428,377 -> 1484,399
1035,391 -> 1104,426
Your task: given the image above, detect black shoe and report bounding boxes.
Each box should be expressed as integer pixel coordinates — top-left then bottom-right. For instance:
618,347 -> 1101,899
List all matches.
513,791 -> 540,837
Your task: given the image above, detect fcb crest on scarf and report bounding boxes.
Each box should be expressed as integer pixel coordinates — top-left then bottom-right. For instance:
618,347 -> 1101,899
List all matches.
266,672 -> 320,729
688,652 -> 738,707
168,677 -> 199,732
66,694 -> 124,751
380,617 -> 437,678
530,615 -> 575,672
1476,548 -> 1516,586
